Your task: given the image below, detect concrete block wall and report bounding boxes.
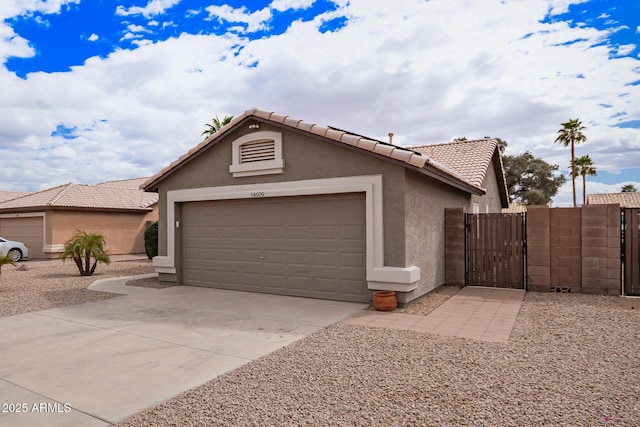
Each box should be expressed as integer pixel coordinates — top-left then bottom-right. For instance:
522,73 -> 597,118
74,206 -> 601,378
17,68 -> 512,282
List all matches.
526,206 -> 551,292
526,205 -> 621,295
445,207 -> 465,286
550,207 -> 582,292
581,205 -> 621,296
444,205 -> 622,295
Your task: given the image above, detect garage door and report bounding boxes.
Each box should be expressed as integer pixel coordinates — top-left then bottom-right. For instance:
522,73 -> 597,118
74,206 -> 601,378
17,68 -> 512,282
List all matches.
0,216 -> 44,259
181,193 -> 368,302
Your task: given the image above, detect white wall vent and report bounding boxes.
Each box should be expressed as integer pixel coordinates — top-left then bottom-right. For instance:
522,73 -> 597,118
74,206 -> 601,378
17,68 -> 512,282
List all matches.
229,131 -> 284,177
240,140 -> 276,163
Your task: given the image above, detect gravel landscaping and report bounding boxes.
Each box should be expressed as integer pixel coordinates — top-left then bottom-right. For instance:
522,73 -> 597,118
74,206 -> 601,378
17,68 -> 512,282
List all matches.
3,263 -> 638,426
0,260 -> 153,317
117,290 -> 640,427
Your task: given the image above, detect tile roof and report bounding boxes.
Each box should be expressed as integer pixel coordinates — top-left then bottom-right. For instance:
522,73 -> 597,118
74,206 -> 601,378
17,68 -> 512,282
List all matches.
0,181 -> 157,211
143,108 -> 490,195
96,177 -> 151,189
0,190 -> 30,203
502,203 -> 528,213
588,192 -> 640,208
409,139 -> 499,188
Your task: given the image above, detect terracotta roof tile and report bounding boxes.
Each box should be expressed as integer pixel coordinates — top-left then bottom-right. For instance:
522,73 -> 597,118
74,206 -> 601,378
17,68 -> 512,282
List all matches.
588,192 -> 640,208
0,180 -> 157,211
502,203 -> 528,213
340,133 -> 361,146
96,177 -> 151,189
142,108 -> 491,195
410,139 -> 498,188
0,191 -> 30,203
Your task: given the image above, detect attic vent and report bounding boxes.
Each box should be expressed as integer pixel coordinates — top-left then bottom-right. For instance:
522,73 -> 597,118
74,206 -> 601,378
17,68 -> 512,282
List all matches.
240,140 -> 276,163
229,131 -> 284,177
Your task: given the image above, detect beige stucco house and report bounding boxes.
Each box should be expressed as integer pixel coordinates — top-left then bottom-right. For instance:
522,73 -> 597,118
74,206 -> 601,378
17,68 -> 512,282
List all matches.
143,108 -> 508,304
0,178 -> 158,259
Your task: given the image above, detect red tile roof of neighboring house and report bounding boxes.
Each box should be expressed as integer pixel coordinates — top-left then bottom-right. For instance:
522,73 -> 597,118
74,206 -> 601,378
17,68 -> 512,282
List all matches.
0,190 -> 30,203
143,108 -> 506,200
0,180 -> 157,212
502,203 -> 528,213
588,192 -> 640,208
409,139 -> 500,188
96,177 -> 150,189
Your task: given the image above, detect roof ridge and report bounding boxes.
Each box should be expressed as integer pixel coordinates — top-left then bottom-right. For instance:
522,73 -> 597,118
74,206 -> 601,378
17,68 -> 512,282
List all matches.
410,137 -> 496,150
142,107 -> 488,195
48,183 -> 76,206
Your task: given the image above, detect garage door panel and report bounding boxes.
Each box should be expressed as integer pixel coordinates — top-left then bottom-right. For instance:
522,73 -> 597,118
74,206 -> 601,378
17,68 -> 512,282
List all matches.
286,226 -> 309,240
313,251 -> 336,266
182,193 -> 367,302
0,216 -> 44,259
341,252 -> 366,268
263,249 -> 284,263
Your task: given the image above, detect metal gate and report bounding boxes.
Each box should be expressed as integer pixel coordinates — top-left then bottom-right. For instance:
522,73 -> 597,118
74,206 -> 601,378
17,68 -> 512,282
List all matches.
466,213 -> 526,289
623,208 -> 640,295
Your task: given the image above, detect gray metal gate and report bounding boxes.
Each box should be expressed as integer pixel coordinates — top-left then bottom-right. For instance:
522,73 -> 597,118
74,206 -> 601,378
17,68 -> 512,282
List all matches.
466,213 -> 526,289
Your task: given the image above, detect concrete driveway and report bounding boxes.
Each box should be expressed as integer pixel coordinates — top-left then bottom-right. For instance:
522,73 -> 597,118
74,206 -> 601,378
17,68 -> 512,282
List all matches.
0,276 -> 367,426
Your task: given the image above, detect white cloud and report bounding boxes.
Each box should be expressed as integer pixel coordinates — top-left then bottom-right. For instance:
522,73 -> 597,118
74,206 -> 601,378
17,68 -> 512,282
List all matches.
269,0 -> 315,12
115,0 -> 181,18
87,33 -> 99,42
0,0 -> 638,198
205,5 -> 272,33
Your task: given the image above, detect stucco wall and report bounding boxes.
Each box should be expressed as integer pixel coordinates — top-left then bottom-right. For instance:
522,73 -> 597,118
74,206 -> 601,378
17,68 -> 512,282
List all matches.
402,170 -> 471,303
156,123 -> 408,274
48,208 -> 157,257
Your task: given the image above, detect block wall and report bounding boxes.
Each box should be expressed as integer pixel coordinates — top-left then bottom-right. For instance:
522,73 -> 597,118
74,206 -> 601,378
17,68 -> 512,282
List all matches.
526,205 -> 621,295
444,207 -> 465,286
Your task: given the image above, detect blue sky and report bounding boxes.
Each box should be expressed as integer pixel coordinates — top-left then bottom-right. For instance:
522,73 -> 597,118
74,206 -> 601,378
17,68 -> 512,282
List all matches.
1,0 -> 639,206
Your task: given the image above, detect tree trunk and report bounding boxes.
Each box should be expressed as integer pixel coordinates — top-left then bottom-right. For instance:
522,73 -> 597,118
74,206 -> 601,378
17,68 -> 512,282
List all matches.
582,174 -> 587,206
571,138 -> 577,207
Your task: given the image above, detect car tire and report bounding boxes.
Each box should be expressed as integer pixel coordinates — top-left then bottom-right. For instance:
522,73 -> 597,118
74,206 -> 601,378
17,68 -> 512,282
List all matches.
8,248 -> 22,262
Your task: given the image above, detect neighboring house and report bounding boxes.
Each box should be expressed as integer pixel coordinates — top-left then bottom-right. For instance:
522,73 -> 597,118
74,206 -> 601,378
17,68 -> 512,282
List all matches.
0,190 -> 30,203
0,178 -> 158,259
588,192 -> 640,208
502,203 -> 528,213
143,108 -> 508,304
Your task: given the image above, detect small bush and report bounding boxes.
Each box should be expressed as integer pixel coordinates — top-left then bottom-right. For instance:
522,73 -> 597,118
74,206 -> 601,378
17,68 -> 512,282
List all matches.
61,230 -> 111,276
144,221 -> 159,259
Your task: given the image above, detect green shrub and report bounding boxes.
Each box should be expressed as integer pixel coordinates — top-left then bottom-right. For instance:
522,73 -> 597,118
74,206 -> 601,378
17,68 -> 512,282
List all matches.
144,221 -> 158,259
61,230 -> 111,276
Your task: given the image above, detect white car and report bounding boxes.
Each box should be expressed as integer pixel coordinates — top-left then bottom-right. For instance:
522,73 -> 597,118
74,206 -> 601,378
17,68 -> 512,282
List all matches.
0,237 -> 29,262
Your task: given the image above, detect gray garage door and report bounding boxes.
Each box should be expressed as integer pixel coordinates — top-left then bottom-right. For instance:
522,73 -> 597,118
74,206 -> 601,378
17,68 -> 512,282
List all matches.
181,193 -> 368,302
0,216 -> 44,259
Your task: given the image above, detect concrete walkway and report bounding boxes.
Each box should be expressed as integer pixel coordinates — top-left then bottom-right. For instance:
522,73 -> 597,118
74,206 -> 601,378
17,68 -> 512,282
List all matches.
0,276 -> 367,427
344,287 -> 525,342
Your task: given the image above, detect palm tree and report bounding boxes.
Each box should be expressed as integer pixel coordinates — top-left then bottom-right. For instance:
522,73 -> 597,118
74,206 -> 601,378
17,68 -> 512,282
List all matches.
571,154 -> 596,205
621,184 -> 637,192
60,230 -> 111,276
555,118 -> 587,207
0,253 -> 16,276
202,114 -> 233,138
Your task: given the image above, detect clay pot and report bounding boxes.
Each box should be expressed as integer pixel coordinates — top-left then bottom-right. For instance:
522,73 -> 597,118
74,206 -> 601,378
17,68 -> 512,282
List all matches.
373,290 -> 397,311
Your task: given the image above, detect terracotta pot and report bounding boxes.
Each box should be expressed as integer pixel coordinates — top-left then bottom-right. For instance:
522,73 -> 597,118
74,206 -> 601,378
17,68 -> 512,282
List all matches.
373,290 -> 397,311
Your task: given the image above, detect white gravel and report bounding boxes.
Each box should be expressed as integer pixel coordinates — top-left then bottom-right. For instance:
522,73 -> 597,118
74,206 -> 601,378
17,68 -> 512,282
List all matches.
117,291 -> 640,427
0,260 -> 154,317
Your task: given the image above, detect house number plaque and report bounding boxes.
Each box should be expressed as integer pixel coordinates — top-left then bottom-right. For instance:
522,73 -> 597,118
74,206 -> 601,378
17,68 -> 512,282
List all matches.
250,192 -> 265,198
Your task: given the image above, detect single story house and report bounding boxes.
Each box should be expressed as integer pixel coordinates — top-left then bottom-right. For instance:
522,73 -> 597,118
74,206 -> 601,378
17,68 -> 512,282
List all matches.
588,192 -> 640,208
0,191 -> 30,203
0,178 -> 158,259
143,108 -> 508,304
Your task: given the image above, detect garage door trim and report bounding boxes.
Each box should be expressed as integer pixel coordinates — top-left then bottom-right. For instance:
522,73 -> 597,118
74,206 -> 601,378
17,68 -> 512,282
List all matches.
153,175 -> 420,291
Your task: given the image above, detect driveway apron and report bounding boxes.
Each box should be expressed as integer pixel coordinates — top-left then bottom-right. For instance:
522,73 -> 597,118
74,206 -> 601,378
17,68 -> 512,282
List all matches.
0,276 -> 367,426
